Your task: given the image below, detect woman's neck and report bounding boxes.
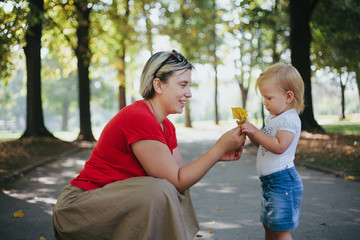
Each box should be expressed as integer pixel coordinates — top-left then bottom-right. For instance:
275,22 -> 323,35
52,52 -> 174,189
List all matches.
144,99 -> 166,125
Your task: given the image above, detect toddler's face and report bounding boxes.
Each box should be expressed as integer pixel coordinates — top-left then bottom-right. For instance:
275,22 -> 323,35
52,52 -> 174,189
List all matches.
259,79 -> 292,117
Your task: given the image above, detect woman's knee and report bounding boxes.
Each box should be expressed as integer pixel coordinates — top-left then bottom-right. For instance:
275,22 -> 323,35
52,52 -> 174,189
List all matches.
143,178 -> 177,201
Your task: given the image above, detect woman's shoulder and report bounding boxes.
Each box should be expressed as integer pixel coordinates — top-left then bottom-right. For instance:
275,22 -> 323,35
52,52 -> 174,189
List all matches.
105,101 -> 153,129
114,101 -> 151,119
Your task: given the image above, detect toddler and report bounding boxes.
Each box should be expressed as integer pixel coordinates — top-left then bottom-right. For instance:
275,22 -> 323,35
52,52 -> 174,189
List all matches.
240,63 -> 304,240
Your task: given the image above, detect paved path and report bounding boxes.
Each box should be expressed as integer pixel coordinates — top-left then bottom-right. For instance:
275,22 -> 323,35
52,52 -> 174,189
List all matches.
1,127 -> 359,240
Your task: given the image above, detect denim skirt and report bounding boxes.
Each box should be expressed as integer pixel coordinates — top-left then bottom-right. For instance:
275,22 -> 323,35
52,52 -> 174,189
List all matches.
259,167 -> 303,231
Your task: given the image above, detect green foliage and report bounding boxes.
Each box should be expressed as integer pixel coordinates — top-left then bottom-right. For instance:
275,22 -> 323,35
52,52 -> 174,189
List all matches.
159,0 -> 216,64
311,0 -> 360,72
0,1 -> 28,84
0,55 -> 26,131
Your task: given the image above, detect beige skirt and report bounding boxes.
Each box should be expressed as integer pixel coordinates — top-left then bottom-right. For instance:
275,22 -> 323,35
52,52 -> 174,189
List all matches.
53,177 -> 199,240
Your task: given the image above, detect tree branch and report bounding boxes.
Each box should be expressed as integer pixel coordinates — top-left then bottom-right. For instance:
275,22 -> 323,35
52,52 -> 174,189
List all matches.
44,13 -> 75,50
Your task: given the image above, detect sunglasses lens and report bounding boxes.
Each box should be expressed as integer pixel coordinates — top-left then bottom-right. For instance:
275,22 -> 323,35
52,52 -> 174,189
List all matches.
154,50 -> 186,78
172,50 -> 184,62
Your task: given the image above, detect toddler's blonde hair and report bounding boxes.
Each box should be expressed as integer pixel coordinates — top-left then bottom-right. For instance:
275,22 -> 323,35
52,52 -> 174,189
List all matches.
255,63 -> 305,114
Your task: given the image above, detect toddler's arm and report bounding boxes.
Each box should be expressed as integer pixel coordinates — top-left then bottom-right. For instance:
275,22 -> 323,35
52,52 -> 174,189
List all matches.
240,121 -> 260,147
241,121 -> 295,154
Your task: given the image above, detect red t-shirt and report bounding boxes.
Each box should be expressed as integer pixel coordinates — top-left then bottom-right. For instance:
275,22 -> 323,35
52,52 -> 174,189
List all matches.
70,100 -> 178,190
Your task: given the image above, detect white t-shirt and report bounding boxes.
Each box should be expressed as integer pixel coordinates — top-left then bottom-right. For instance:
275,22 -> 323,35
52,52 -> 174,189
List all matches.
256,108 -> 301,176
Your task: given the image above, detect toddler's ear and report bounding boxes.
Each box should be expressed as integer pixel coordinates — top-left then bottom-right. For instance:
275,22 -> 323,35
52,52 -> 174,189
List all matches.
286,91 -> 295,103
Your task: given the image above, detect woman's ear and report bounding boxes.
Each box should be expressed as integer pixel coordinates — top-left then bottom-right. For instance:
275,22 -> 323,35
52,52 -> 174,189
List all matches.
286,91 -> 294,103
153,78 -> 163,94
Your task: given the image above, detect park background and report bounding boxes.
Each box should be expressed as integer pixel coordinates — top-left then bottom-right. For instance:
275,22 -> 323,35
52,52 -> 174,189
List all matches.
0,0 -> 359,179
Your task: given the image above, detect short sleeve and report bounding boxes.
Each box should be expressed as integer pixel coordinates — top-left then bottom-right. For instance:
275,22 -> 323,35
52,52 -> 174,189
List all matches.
277,112 -> 301,134
123,109 -> 166,146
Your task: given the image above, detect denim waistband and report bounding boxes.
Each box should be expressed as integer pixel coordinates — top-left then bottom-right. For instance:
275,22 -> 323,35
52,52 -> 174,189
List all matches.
259,167 -> 296,182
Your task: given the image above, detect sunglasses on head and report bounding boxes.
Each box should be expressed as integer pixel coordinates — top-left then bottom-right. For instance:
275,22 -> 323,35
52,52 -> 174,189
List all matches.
153,49 -> 185,78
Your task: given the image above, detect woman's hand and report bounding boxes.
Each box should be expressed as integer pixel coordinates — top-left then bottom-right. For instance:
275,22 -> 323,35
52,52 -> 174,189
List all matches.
217,127 -> 246,152
219,145 -> 244,161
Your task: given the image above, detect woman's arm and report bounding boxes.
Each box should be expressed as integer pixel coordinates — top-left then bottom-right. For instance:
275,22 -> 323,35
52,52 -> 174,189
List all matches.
131,126 -> 245,193
173,147 -> 185,168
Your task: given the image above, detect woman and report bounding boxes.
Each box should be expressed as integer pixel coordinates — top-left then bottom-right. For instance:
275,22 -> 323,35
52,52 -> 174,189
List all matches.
53,50 -> 246,240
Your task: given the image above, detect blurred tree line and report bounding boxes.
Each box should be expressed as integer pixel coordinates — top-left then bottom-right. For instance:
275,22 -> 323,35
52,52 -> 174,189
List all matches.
0,0 -> 359,141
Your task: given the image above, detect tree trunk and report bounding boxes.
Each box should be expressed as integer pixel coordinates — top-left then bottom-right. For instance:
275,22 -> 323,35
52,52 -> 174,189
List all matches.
185,101 -> 192,128
118,0 -> 130,110
289,0 -> 324,133
214,64 -> 219,125
118,49 -> 126,110
22,0 -> 53,138
238,82 -> 248,110
61,101 -> 69,131
339,80 -> 346,120
75,1 -> 95,141
356,71 -> 360,113
212,0 -> 219,125
142,1 -> 153,55
272,0 -> 280,63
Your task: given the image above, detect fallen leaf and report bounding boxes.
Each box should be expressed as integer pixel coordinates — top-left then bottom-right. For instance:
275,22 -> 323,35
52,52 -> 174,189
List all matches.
344,176 -> 356,181
40,237 -> 46,240
207,229 -> 213,233
13,210 -> 24,218
196,234 -> 203,237
320,222 -> 326,225
216,208 -> 221,211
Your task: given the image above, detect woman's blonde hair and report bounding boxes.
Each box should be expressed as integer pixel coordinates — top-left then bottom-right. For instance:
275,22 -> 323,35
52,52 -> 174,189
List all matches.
255,63 -> 305,113
140,51 -> 194,99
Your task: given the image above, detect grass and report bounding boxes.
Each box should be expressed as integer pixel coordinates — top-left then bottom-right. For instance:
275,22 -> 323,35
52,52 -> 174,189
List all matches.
321,121 -> 360,134
0,131 -> 21,141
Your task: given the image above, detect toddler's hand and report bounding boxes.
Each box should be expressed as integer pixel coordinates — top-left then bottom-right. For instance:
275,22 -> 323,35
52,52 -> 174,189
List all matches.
240,121 -> 258,136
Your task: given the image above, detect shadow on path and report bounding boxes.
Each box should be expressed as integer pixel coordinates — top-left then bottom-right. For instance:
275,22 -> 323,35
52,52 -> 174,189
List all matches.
0,135 -> 359,240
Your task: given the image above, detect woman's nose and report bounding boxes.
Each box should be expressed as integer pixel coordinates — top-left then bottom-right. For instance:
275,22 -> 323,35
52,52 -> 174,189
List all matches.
185,87 -> 192,98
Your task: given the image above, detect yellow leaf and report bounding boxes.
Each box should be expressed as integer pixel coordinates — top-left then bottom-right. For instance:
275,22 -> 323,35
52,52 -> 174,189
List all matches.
207,229 -> 213,233
344,176 -> 356,181
216,208 -> 221,211
40,237 -> 46,240
13,210 -> 24,218
232,107 -> 248,124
